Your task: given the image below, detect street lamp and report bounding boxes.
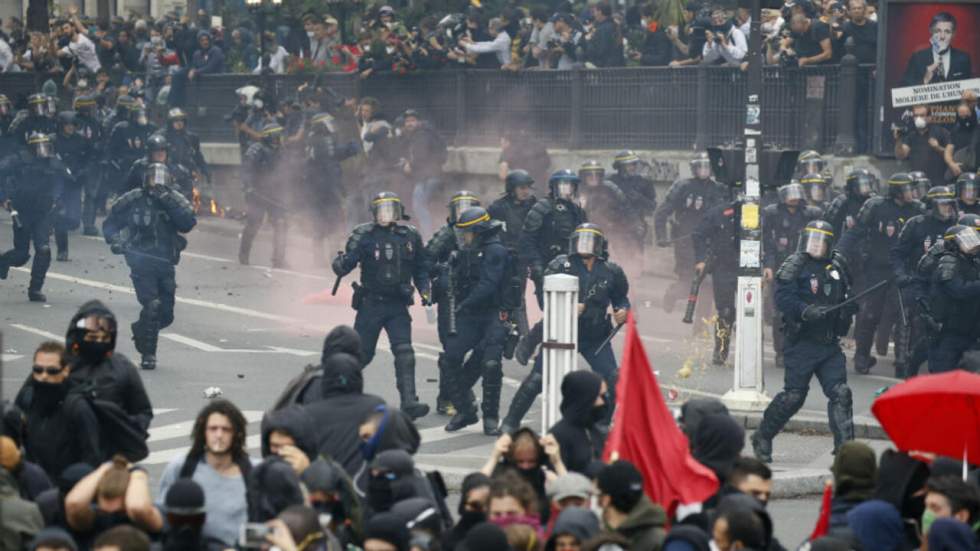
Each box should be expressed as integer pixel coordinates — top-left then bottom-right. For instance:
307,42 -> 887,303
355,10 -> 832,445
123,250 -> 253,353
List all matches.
245,0 -> 283,74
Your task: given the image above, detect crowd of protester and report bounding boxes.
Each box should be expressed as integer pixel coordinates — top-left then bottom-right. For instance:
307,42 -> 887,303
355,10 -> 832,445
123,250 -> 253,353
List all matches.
0,0 -> 878,89
3,303 -> 980,551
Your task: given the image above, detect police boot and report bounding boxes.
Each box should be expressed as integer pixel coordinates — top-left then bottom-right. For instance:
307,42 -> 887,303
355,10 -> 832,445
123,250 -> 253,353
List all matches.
393,344 -> 429,420
827,384 -> 855,452
852,354 -> 877,375
436,354 -> 455,416
751,431 -> 773,464
712,320 -> 731,366
132,320 -> 160,370
238,227 -> 257,266
55,230 -> 69,261
481,360 -> 503,436
515,322 -> 543,366
753,388 -> 808,463
499,371 -> 543,435
28,247 -> 50,303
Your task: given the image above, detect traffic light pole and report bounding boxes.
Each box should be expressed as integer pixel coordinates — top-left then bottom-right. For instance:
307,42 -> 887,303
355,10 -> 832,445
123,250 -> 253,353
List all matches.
723,0 -> 770,411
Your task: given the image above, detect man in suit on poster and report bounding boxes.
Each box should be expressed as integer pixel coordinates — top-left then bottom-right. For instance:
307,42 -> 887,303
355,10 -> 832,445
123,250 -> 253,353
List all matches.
902,12 -> 972,86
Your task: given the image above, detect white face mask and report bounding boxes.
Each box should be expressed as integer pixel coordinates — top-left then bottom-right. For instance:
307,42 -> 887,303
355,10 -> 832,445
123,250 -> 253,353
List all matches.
914,116 -> 928,129
307,31 -> 315,39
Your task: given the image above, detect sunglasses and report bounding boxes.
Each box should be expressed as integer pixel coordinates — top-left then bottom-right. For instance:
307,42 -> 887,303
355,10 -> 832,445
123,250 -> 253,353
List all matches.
33,365 -> 65,376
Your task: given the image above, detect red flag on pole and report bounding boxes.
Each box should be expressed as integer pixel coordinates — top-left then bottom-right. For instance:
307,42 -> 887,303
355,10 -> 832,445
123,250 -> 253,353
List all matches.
602,311 -> 719,515
809,481 -> 834,540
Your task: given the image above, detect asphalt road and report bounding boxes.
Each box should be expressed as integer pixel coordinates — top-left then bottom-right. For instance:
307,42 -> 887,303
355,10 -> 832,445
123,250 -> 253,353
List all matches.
0,215 -> 898,543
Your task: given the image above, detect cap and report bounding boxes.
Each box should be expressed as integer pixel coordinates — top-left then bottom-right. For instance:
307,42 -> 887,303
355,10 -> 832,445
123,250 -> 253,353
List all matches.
379,5 -> 395,15
597,460 -> 645,510
458,522 -> 513,551
364,512 -> 411,550
165,478 -> 206,515
546,472 -> 593,502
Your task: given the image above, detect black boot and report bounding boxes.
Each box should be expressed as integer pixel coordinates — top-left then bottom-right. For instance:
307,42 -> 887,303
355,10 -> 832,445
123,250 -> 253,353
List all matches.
751,431 -> 773,464
393,344 -> 429,420
28,290 -> 47,302
436,354 -> 455,416
853,354 -> 876,374
499,372 -> 542,434
752,388 -> 807,464
132,318 -> 160,370
28,249 -> 50,303
444,356 -> 479,432
140,354 -> 157,370
481,360 -> 503,436
55,230 -> 69,261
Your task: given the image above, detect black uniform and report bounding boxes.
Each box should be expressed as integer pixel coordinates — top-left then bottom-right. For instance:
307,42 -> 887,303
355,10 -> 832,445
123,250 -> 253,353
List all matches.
0,150 -> 71,300
303,127 -> 358,264
501,253 -> 629,433
837,197 -> 925,374
519,197 -> 588,306
693,202 -> 743,365
332,222 -> 431,418
238,140 -> 288,267
165,126 -> 209,182
889,212 -> 953,377
74,110 -> 106,235
9,112 -> 56,146
753,250 -> 856,461
824,193 -> 869,246
53,126 -> 90,259
103,180 -> 197,369
609,169 -> 657,249
580,180 -> 633,254
488,191 -> 538,336
654,176 -> 729,311
762,203 -> 823,366
928,249 -> 980,373
107,119 -> 156,197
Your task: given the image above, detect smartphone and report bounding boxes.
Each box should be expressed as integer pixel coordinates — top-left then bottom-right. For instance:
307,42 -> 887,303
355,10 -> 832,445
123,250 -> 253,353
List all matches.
239,523 -> 271,549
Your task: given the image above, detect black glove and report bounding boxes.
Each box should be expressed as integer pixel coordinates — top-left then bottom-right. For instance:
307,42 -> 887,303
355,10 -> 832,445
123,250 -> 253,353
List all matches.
802,305 -> 831,322
895,274 -> 914,288
109,241 -> 124,255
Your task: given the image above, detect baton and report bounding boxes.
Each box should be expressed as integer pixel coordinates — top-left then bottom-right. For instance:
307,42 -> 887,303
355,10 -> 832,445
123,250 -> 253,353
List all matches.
821,278 -> 890,315
331,252 -> 344,296
595,321 -> 625,356
897,286 -> 908,327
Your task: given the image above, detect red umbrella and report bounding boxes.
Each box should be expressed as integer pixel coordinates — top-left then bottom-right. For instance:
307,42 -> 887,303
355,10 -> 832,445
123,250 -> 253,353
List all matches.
871,371 -> 980,464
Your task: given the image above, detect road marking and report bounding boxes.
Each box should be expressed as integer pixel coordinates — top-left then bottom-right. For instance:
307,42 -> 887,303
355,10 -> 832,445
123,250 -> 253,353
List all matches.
182,251 -> 234,263
161,333 -> 318,357
417,424 -> 483,445
9,323 -> 62,341
1,354 -> 24,363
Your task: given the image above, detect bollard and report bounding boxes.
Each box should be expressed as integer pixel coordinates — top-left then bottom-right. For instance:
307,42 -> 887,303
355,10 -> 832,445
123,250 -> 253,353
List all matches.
541,274 -> 579,434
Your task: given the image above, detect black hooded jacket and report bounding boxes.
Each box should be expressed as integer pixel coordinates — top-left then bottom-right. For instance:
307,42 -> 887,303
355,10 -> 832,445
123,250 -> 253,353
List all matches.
276,326 -> 364,407
354,407 -> 422,492
302,353 -> 385,476
260,406 -> 318,461
691,413 -> 745,483
549,371 -> 606,474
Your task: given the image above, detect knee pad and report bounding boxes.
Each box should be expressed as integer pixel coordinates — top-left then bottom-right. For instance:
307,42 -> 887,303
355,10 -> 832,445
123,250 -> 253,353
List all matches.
146,298 -> 163,321
392,343 -> 415,365
525,371 -> 544,394
830,383 -> 852,407
482,360 -> 503,382
784,389 -> 808,410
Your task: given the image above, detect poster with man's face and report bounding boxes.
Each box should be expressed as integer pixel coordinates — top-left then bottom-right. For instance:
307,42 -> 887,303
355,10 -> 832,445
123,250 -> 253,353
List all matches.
876,1 -> 980,155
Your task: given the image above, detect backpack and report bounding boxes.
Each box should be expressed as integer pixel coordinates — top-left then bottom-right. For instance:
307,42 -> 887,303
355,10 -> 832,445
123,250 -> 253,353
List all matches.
270,364 -> 321,411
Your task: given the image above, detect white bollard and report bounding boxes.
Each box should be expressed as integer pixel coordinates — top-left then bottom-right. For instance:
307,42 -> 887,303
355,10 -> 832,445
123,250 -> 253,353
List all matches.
541,274 -> 579,434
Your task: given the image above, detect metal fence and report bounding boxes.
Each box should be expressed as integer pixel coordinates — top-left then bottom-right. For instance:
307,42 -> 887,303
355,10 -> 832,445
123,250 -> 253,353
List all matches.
0,64 -> 874,151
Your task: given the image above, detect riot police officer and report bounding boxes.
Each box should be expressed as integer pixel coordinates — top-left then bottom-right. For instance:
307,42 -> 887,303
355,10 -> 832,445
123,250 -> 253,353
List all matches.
0,133 -> 72,302
928,224 -> 980,373
520,169 -> 589,307
304,112 -> 359,266
107,102 -> 156,199
825,169 -> 877,241
103,162 -> 197,370
889,186 -> 958,377
9,93 -> 57,145
500,224 -> 629,435
126,134 -> 194,200
239,123 -> 288,267
762,183 -> 823,367
442,206 -> 513,435
795,150 -> 827,178
908,171 -> 932,203
73,95 -> 107,237
800,172 -> 832,212
752,220 -> 857,463
489,170 -> 538,337
163,108 -> 210,185
578,160 -> 633,253
53,111 -> 91,261
609,150 -> 657,252
837,173 -> 925,375
955,173 -> 980,215
692,199 -> 742,365
332,192 -> 432,419
654,153 -> 729,313
427,191 -> 482,416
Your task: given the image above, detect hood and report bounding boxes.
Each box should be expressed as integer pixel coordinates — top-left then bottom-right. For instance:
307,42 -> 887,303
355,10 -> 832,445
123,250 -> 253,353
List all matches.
67,299 -> 117,340
663,524 -> 711,551
617,495 -> 667,533
248,458 -> 305,522
321,353 -> 364,398
301,457 -> 343,493
846,500 -> 907,551
559,371 -> 603,427
371,449 -> 415,478
547,507 -> 600,549
679,399 -> 729,441
928,518 -> 978,551
260,405 -> 318,460
717,493 -> 774,549
375,407 -> 421,456
321,325 -> 362,365
30,527 -> 78,551
832,441 -> 878,502
459,473 -> 492,515
873,450 -> 929,521
692,413 -> 745,482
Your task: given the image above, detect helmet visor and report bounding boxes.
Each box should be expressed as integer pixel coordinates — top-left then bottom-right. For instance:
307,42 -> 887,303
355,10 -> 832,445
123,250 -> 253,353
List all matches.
935,200 -> 957,221
802,228 -> 832,258
805,181 -> 826,203
692,159 -> 711,179
581,171 -> 603,187
453,227 -> 476,249
556,181 -> 576,199
30,101 -> 45,116
374,200 -> 401,225
451,197 -> 477,222
802,159 -> 825,174
955,227 -> 980,255
573,229 -> 602,256
75,313 -> 117,340
960,181 -> 978,202
34,140 -> 52,158
146,163 -> 169,188
778,183 -> 805,204
853,176 -> 874,197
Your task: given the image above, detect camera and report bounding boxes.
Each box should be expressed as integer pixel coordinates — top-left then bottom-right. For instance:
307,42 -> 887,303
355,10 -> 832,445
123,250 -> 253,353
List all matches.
239,523 -> 270,549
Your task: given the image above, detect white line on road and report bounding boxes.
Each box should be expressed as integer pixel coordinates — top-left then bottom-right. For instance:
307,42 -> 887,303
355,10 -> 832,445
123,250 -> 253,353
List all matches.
9,323 -> 62,341
417,424 -> 483,445
1,354 -> 24,363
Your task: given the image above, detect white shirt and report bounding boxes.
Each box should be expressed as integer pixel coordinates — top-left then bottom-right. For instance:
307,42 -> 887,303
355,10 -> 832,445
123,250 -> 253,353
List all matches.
0,38 -> 12,73
254,45 -> 290,74
464,30 -> 512,66
739,18 -> 751,39
62,33 -> 101,73
702,27 -> 748,66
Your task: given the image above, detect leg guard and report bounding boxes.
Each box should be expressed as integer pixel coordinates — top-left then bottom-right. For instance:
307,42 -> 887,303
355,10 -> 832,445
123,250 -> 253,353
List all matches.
827,383 -> 855,451
500,370 -> 543,433
393,343 -> 429,419
29,245 -> 51,293
756,388 -> 807,441
481,360 -> 503,436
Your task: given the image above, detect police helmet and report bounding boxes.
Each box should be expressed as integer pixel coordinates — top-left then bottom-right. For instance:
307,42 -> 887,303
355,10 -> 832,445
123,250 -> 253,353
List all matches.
28,93 -> 47,116
944,224 -> 967,251
310,112 -> 336,135
569,223 -> 606,257
690,152 -> 712,180
28,132 -> 53,159
505,170 -> 534,195
73,95 -> 97,115
613,150 -> 640,173
167,107 -> 187,122
950,225 -> 980,255
908,170 -> 931,201
147,133 -> 169,154
448,191 -> 481,225
548,169 -> 580,200
797,150 -> 825,175
845,168 -> 877,200
579,160 -> 605,185
956,172 -> 979,204
777,182 -> 806,205
453,206 -> 496,248
800,172 -> 828,204
800,220 -> 834,259
145,162 -> 171,189
958,213 -> 980,230
261,123 -> 285,147
371,191 -> 405,225
886,173 -> 915,202
0,94 -> 11,116
926,186 -> 957,222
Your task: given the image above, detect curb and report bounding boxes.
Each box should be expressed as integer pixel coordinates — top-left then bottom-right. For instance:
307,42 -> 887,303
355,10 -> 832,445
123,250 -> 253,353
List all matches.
730,412 -> 888,440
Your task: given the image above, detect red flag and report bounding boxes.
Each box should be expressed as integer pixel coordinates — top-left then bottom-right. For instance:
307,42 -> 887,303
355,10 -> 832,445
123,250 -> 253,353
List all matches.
603,311 -> 719,515
809,481 -> 834,540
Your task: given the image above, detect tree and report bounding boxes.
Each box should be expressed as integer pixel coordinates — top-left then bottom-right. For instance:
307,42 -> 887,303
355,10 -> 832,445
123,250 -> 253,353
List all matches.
27,0 -> 49,33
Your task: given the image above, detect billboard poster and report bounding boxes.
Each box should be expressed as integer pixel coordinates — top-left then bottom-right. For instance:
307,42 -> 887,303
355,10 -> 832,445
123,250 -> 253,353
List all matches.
876,1 -> 980,155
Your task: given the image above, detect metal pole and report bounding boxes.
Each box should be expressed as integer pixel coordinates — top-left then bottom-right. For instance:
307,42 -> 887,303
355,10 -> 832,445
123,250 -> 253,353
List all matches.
723,0 -> 769,412
835,38 -> 858,156
541,274 -> 579,434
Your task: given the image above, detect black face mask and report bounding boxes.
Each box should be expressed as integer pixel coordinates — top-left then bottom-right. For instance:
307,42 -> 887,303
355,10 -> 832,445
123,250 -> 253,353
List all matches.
313,499 -> 346,522
460,510 -> 487,526
32,379 -> 67,411
77,341 -> 112,364
367,475 -> 394,512
591,402 -> 609,424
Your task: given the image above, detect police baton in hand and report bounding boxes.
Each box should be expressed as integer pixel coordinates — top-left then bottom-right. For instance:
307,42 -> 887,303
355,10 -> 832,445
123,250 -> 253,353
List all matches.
682,258 -> 712,324
595,320 -> 625,356
331,251 -> 344,296
819,278 -> 890,316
